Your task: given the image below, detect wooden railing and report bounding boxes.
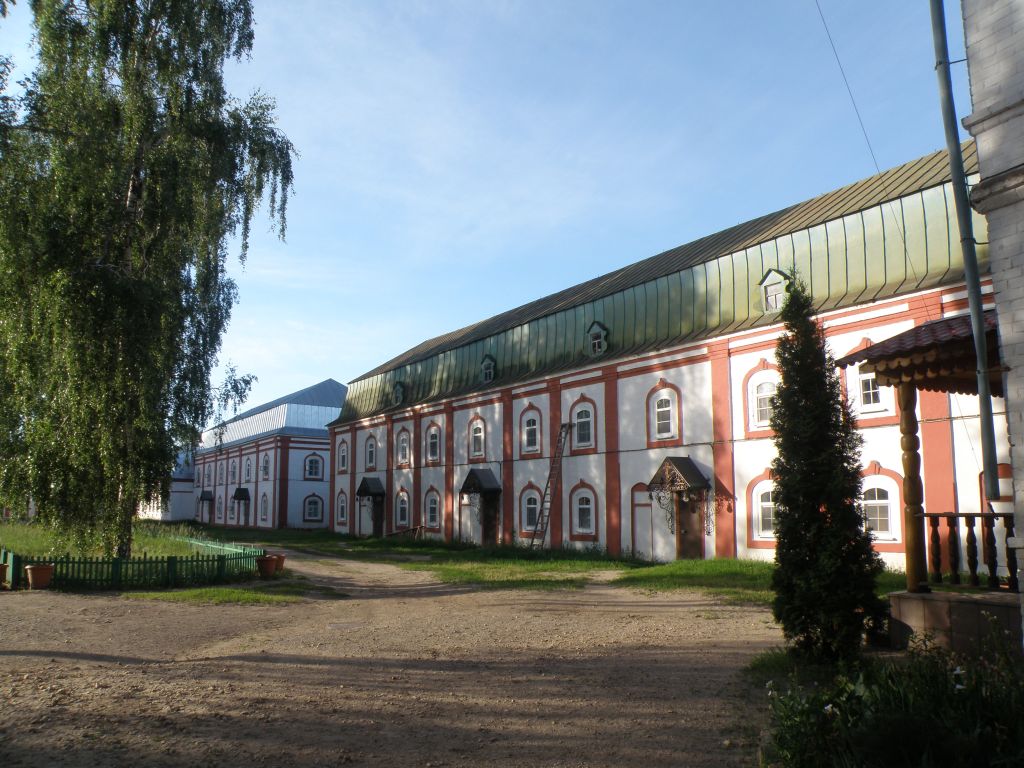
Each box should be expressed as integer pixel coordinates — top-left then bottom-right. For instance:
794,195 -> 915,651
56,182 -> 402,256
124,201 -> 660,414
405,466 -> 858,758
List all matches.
920,510 -> 1019,592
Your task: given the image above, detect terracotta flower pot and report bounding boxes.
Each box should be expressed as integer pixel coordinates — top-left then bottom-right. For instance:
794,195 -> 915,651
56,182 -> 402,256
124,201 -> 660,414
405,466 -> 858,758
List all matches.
25,563 -> 55,590
273,553 -> 286,573
255,555 -> 277,579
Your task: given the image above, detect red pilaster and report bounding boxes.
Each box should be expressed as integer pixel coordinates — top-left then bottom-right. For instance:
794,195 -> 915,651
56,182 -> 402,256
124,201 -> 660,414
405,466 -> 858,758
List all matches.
385,417 -> 394,535
604,368 -> 622,556
548,381 -> 563,549
501,391 -> 515,545
277,437 -> 290,529
413,415 -> 422,529
709,341 -> 737,558
444,404 -> 455,543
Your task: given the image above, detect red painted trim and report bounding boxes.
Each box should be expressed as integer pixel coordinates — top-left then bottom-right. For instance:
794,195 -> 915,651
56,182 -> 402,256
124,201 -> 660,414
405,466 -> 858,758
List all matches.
467,415 -> 488,463
567,479 -> 599,542
347,428 -> 356,535
413,419 -> 423,528
394,486 -> 410,530
568,393 -> 598,456
517,482 -> 544,538
277,439 -> 290,529
336,437 -> 349,474
444,407 -> 455,543
644,377 -> 684,449
548,381 -> 563,549
302,451 -> 326,481
709,341 -> 737,557
741,358 -> 779,440
501,392 -> 514,545
335,489 -> 349,528
364,435 -> 378,471
518,403 -> 544,459
604,372 -> 621,556
301,492 -> 326,525
329,432 -> 337,532
385,417 -> 394,535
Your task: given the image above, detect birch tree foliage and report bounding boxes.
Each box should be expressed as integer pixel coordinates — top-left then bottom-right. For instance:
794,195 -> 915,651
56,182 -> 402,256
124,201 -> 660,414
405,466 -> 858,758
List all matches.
0,0 -> 294,556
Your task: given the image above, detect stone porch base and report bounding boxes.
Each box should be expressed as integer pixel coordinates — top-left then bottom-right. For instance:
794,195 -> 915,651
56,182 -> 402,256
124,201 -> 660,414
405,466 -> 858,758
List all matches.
889,590 -> 1022,654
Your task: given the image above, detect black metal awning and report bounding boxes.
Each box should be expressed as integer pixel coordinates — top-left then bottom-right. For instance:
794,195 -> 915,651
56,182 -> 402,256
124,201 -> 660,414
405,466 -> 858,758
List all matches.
460,467 -> 502,495
356,477 -> 386,498
647,456 -> 710,494
199,490 -> 214,502
232,487 -> 251,502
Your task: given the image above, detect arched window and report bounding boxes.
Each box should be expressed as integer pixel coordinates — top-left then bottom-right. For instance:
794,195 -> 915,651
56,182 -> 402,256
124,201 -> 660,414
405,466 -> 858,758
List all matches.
337,492 -> 348,525
521,490 -> 541,532
229,461 -> 237,485
397,431 -> 410,465
303,495 -> 323,522
426,425 -> 441,463
304,454 -> 323,480
338,441 -> 348,472
646,382 -> 681,443
425,492 -> 440,529
262,454 -> 270,480
217,495 -> 224,521
245,458 -> 252,482
571,487 -> 596,536
396,491 -> 409,527
469,419 -> 485,459
862,487 -> 891,538
195,469 -> 201,487
218,463 -> 225,484
205,466 -> 211,487
520,406 -> 542,455
570,399 -> 597,451
366,437 -> 377,469
260,493 -> 269,522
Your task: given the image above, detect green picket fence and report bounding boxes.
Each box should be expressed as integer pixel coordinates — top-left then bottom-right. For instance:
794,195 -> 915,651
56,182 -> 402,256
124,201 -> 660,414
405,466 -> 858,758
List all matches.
0,543 -> 266,590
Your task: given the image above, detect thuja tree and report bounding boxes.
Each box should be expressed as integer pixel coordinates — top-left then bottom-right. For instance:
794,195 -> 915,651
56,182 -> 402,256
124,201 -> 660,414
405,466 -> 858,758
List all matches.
769,280 -> 884,661
0,1 -> 293,557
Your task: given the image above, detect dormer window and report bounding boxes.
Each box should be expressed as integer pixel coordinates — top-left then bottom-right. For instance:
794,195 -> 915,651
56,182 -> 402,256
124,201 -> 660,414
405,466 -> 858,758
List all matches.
586,321 -> 609,357
759,269 -> 791,313
391,382 -> 405,407
480,355 -> 496,385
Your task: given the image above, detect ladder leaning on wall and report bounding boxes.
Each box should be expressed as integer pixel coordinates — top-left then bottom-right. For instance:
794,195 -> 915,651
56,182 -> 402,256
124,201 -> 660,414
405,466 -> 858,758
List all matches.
530,422 -> 572,549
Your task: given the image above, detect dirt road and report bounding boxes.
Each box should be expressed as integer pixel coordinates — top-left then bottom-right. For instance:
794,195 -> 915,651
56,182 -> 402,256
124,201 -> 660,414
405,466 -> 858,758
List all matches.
0,552 -> 781,767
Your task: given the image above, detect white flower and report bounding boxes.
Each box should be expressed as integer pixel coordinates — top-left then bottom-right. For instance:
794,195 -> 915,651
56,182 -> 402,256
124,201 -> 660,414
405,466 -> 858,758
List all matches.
954,684 -> 966,692
824,704 -> 836,715
952,667 -> 965,676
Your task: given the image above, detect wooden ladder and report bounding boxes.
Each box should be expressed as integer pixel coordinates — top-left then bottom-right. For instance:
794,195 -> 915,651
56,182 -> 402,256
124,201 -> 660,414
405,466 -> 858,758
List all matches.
531,422 -> 572,549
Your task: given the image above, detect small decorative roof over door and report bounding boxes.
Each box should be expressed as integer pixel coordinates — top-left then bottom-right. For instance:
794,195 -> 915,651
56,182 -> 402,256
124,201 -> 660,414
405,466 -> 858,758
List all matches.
647,456 -> 710,497
355,477 -> 386,498
460,467 -> 502,495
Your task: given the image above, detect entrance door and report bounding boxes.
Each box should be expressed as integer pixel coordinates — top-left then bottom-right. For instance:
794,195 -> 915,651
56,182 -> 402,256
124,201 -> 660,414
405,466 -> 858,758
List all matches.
675,495 -> 704,559
371,497 -> 384,537
631,488 -> 675,562
480,492 -> 499,547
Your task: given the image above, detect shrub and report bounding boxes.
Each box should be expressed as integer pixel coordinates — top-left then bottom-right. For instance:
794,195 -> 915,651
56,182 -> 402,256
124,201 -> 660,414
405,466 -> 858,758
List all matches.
766,628 -> 1024,767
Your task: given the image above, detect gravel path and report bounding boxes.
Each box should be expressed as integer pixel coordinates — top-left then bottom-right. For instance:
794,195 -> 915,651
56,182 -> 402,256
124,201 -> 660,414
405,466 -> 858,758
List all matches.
0,551 -> 782,767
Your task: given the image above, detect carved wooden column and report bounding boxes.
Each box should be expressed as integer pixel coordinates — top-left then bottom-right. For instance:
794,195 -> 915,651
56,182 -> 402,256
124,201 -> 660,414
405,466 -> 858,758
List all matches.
899,382 -> 930,593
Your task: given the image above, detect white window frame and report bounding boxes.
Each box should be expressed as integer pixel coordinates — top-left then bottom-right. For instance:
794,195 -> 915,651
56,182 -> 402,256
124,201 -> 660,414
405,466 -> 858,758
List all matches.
861,477 -> 901,542
260,494 -> 269,522
470,421 -> 485,458
522,491 -> 541,532
305,455 -> 323,480
849,364 -> 894,416
338,441 -> 348,471
426,493 -> 440,528
573,405 -> 594,449
262,454 -> 270,480
397,432 -> 410,465
748,370 -> 779,430
649,389 -> 678,440
304,496 -> 323,523
229,461 -> 237,485
763,280 -> 785,313
366,437 -> 377,469
523,414 -> 540,453
752,479 -> 777,540
245,458 -> 252,482
427,427 -> 440,462
337,493 -> 348,525
396,492 -> 409,527
572,490 -> 595,535
481,356 -> 496,384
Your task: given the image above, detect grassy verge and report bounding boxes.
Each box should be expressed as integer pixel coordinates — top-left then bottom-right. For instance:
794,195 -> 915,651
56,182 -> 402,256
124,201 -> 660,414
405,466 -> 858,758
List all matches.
0,519 -> 209,557
124,575 -> 346,605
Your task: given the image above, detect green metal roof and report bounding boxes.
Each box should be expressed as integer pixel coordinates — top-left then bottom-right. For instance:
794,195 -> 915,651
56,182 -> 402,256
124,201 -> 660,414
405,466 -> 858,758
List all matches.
335,142 -> 984,425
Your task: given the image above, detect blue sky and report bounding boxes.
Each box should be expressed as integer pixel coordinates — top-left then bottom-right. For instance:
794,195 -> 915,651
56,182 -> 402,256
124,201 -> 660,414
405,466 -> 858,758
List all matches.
2,1 -> 972,413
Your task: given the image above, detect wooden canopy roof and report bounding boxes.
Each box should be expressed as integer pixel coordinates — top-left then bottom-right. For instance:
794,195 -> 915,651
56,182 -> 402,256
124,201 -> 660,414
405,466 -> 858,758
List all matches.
836,311 -> 1002,397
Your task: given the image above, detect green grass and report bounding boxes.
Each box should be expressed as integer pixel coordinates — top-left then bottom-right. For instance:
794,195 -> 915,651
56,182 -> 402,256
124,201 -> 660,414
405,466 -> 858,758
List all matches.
124,575 -> 346,604
0,520 -> 208,557
611,557 -> 776,604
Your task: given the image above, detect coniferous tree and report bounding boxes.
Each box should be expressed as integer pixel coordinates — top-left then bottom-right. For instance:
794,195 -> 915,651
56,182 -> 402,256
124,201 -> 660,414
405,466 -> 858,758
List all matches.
0,1 -> 293,556
769,280 -> 884,661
